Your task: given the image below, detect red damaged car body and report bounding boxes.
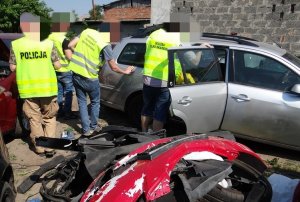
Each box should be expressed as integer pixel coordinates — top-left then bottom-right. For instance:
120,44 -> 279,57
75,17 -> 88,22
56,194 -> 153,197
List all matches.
81,134 -> 271,202
0,33 -> 23,135
0,73 -> 17,134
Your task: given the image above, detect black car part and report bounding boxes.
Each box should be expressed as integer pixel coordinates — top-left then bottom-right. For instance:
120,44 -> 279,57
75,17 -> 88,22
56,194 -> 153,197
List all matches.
201,33 -> 259,47
17,155 -> 66,194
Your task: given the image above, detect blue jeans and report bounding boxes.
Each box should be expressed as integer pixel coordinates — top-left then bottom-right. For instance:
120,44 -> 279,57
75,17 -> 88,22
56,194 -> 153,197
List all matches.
56,71 -> 74,114
73,73 -> 100,134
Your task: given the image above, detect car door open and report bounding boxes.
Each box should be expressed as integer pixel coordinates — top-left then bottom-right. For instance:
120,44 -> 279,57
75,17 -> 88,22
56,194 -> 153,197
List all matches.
167,47 -> 227,133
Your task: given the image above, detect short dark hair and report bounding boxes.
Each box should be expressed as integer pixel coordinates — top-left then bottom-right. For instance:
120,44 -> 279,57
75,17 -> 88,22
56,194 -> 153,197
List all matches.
20,12 -> 40,22
162,22 -> 180,32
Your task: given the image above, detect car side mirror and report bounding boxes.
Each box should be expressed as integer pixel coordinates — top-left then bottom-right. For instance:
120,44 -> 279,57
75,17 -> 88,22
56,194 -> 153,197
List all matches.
290,84 -> 300,95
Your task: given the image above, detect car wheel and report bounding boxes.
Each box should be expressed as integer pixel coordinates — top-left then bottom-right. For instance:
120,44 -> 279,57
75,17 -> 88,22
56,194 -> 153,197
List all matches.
14,99 -> 29,138
199,185 -> 244,202
14,112 -> 29,138
14,117 -> 22,136
126,94 -> 143,128
0,181 -> 16,202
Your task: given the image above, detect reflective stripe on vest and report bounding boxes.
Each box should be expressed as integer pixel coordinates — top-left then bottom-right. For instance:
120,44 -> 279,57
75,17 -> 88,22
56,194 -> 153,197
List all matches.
143,29 -> 180,81
48,32 -> 69,72
68,28 -> 107,79
12,37 -> 58,98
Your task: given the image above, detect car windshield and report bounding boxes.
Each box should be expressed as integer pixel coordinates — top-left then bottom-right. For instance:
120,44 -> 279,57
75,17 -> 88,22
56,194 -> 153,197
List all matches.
283,52 -> 300,68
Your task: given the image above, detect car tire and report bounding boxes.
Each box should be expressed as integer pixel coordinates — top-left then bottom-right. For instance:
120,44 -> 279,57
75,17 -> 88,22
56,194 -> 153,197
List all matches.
14,99 -> 29,138
126,94 -> 143,128
14,118 -> 22,136
0,181 -> 16,202
199,185 -> 244,202
14,112 -> 29,138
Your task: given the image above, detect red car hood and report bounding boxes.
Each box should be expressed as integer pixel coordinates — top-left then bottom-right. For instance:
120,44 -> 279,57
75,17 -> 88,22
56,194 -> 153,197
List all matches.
81,134 -> 266,202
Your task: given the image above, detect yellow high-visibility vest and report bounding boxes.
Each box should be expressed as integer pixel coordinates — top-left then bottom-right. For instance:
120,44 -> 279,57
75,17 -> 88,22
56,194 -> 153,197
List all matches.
48,32 -> 69,72
12,37 -> 58,98
68,28 -> 108,79
143,29 -> 180,81
174,56 -> 195,84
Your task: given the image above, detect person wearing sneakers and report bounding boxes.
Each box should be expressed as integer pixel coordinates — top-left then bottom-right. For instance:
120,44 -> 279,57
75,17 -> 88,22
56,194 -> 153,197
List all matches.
9,13 -> 61,157
68,28 -> 135,136
48,12 -> 77,120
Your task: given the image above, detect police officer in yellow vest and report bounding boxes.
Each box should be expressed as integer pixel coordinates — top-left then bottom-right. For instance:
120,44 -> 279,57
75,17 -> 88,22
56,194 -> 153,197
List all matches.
68,28 -> 135,136
9,13 -> 61,157
141,23 -> 181,132
48,12 -> 77,120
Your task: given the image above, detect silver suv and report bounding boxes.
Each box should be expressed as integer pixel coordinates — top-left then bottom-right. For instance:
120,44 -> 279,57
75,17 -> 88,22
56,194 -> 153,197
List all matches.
100,33 -> 300,150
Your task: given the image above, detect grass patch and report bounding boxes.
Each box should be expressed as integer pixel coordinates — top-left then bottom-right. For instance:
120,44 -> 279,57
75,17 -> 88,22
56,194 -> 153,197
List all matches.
265,157 -> 300,178
9,154 -> 17,161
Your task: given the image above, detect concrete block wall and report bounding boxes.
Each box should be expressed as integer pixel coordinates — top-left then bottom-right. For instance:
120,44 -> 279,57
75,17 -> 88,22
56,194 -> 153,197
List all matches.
171,0 -> 300,56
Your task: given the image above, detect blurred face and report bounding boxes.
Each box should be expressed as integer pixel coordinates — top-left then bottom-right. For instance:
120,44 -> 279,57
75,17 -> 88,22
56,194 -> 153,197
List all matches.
51,22 -> 70,32
20,21 -> 40,41
20,21 -> 40,33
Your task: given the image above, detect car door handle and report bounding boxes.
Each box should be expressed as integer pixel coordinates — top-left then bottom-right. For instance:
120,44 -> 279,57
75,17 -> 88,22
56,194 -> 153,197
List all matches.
231,94 -> 251,102
178,96 -> 192,105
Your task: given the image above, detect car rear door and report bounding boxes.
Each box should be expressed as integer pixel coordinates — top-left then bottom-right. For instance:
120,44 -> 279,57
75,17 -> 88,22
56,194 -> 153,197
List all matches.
168,47 -> 227,133
221,48 -> 300,150
99,39 -> 146,111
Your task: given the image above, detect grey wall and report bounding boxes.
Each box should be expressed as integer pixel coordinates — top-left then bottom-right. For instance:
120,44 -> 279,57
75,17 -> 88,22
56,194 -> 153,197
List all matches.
151,0 -> 172,24
152,0 -> 300,56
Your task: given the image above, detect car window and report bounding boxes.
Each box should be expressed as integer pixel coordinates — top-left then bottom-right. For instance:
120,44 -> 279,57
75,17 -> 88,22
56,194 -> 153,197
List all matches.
171,49 -> 222,85
234,50 -> 300,91
117,43 -> 146,67
215,48 -> 227,80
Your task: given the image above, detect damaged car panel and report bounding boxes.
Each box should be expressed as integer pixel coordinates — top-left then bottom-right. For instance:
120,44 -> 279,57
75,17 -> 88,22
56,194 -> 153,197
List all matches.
81,134 -> 271,202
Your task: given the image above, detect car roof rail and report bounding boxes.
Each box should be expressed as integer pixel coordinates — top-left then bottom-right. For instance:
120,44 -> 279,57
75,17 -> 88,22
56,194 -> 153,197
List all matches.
131,24 -> 163,38
202,32 -> 259,47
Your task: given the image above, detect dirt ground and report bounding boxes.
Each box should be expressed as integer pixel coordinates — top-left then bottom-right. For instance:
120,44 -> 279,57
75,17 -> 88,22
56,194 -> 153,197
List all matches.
6,99 -> 300,201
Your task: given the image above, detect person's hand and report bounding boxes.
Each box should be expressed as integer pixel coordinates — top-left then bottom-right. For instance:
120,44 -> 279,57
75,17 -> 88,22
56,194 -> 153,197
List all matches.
124,66 -> 136,74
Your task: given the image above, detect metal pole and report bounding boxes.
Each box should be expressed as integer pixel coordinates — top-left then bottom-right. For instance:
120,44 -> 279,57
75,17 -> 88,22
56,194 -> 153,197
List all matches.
92,0 -> 96,19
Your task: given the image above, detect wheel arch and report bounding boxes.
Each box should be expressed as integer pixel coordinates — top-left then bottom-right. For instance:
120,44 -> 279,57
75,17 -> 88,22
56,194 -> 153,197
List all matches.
124,90 -> 143,113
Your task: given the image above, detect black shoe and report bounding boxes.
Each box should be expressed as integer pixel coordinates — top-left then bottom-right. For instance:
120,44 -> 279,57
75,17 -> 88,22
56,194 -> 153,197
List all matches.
45,150 -> 56,158
57,112 -> 65,118
37,153 -> 46,157
64,113 -> 78,120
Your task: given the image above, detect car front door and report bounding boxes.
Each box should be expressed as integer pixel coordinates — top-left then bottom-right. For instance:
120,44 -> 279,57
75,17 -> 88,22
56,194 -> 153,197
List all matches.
168,47 -> 227,133
222,49 -> 300,150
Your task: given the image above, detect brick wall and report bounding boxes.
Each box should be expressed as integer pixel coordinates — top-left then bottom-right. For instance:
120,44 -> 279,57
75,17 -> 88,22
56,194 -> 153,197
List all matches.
171,0 -> 300,56
103,7 -> 151,21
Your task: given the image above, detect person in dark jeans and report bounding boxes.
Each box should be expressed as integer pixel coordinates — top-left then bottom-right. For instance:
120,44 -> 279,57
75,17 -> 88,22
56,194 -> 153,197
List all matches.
56,70 -> 76,119
68,28 -> 135,136
49,12 -> 77,120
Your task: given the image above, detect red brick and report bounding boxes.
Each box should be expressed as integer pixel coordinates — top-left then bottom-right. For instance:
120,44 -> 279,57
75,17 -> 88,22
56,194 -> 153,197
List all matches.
103,7 -> 151,21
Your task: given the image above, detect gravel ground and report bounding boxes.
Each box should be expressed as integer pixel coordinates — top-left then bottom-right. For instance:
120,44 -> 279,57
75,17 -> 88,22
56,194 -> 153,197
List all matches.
6,100 -> 300,201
